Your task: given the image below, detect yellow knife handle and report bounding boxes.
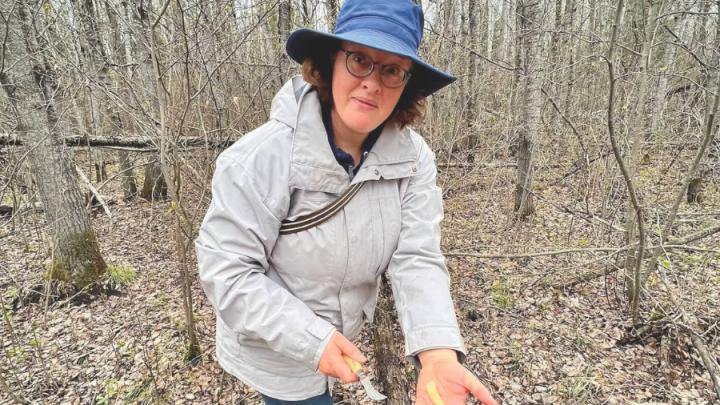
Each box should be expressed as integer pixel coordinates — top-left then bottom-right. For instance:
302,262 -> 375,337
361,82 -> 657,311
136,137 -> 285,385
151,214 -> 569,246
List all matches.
342,355 -> 363,374
427,380 -> 445,405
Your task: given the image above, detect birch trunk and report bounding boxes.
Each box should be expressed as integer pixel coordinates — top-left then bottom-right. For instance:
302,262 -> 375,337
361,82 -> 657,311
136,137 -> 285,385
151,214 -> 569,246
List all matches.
278,0 -> 292,86
325,0 -> 338,30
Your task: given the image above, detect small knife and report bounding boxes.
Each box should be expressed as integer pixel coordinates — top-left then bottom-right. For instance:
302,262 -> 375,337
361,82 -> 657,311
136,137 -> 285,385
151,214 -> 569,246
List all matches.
343,355 -> 387,401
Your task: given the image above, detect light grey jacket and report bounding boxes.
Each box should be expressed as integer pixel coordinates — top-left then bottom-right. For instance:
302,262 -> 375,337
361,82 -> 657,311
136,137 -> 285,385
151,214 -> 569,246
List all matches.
195,77 -> 465,400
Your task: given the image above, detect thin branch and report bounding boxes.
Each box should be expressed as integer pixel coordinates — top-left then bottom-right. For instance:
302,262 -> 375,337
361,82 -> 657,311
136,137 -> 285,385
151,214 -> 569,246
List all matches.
424,20 -> 516,72
541,87 -> 588,155
656,10 -> 719,21
661,68 -> 720,242
75,166 -> 111,218
669,222 -> 720,245
663,25 -> 710,69
606,0 -> 646,321
657,254 -> 720,400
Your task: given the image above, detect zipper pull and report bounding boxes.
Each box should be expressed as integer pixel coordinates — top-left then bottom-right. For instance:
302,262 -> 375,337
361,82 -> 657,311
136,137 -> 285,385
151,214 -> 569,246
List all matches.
348,164 -> 355,181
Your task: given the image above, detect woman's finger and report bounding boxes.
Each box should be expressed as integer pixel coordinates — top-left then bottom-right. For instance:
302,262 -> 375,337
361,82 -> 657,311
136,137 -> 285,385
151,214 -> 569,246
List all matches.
336,360 -> 358,383
464,370 -> 498,405
334,333 -> 367,363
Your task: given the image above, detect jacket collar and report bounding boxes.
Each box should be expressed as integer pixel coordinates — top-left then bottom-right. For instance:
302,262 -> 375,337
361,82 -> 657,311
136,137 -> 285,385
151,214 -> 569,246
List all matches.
272,77 -> 418,193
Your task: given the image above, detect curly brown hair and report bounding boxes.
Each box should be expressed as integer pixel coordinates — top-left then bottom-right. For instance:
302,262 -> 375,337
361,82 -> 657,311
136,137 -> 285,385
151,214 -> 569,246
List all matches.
301,39 -> 426,129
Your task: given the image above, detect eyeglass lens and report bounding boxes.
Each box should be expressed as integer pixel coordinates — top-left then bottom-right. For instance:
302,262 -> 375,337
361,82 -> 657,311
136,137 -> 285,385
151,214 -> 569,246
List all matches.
345,51 -> 409,88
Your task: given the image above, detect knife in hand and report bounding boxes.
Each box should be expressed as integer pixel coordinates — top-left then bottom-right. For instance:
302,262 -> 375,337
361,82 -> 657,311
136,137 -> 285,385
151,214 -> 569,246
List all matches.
342,355 -> 387,401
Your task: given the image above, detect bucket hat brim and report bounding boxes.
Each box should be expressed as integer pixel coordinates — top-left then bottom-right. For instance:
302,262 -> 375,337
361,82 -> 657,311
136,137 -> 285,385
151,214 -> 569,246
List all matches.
286,28 -> 456,97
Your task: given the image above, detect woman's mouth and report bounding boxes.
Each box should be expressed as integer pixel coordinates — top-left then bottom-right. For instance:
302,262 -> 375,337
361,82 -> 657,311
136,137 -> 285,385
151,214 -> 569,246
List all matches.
353,97 -> 378,109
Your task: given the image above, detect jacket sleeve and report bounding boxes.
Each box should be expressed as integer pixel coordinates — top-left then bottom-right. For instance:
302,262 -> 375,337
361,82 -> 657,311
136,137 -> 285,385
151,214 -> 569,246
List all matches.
195,154 -> 336,371
387,140 -> 467,361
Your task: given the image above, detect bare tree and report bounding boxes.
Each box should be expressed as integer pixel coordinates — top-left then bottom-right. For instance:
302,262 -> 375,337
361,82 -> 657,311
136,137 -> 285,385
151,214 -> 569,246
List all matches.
513,0 -> 545,219
325,0 -> 338,29
1,1 -> 106,287
278,0 -> 292,85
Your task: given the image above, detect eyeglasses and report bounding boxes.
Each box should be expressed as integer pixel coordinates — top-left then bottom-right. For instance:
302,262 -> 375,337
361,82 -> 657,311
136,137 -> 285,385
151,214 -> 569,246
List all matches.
339,48 -> 412,88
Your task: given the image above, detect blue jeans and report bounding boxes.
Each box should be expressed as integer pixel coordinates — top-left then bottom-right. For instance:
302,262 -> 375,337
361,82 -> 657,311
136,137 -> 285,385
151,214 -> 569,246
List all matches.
261,390 -> 332,405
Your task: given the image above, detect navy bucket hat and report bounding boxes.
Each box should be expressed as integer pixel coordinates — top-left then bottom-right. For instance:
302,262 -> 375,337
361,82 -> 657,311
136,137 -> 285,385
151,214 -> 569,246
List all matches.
285,0 -> 456,97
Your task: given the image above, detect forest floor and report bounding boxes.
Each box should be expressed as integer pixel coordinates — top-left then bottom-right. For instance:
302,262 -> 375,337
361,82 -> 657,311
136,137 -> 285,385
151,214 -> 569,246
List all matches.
1,155 -> 719,405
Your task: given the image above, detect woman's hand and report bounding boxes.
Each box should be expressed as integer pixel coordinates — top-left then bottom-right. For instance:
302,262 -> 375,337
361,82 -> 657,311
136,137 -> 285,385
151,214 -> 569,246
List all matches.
318,331 -> 367,383
415,349 -> 498,405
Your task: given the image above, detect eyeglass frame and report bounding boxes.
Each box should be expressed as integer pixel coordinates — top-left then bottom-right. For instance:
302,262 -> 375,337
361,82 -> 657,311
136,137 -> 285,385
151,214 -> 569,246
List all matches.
338,48 -> 413,88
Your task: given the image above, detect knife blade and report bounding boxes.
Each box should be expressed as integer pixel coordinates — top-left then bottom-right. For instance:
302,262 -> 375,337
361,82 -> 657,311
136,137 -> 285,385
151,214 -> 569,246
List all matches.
343,355 -> 387,401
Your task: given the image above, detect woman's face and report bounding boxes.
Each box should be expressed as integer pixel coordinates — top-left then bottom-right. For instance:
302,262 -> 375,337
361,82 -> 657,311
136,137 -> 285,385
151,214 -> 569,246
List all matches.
331,42 -> 413,139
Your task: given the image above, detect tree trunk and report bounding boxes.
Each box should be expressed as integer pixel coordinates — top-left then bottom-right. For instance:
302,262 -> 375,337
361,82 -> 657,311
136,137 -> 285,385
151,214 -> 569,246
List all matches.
278,0 -> 292,86
2,1 -> 107,287
513,0 -> 545,219
562,0 -> 576,113
76,0 -> 116,188
623,0 -> 659,305
149,0 -> 202,362
485,0 -> 494,56
118,152 -> 138,200
105,0 -> 138,199
140,161 -> 168,201
300,0 -> 311,25
325,0 -> 338,30
372,274 -> 413,405
465,0 -> 480,151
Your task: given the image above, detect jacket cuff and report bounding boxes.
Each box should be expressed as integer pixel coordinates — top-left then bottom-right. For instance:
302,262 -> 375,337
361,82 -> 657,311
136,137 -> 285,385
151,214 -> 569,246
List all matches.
306,317 -> 337,370
405,325 -> 467,362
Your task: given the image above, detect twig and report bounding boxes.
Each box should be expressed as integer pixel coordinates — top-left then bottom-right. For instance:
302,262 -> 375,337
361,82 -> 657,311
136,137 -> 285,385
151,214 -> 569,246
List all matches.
548,150 -> 614,187
75,165 -> 112,218
663,25 -> 710,69
656,10 -> 719,21
445,246 -> 630,260
668,222 -> 720,245
662,245 -> 720,254
541,87 -> 587,155
560,204 -> 628,234
657,253 -> 720,400
424,20 -> 515,72
660,69 -> 720,242
0,368 -> 29,404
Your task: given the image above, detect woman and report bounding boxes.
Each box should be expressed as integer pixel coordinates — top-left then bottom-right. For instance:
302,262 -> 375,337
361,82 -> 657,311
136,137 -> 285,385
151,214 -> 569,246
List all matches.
196,1 -> 498,404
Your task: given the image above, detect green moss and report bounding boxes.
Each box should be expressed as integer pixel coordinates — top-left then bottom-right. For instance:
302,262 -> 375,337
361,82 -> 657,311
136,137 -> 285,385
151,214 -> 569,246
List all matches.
2,286 -> 19,301
96,378 -> 119,405
47,229 -> 107,287
107,265 -> 137,285
490,279 -> 514,309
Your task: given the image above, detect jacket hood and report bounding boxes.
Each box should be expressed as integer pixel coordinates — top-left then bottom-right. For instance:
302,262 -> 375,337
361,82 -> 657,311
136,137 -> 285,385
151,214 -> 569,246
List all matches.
270,77 -> 309,129
270,77 -> 419,183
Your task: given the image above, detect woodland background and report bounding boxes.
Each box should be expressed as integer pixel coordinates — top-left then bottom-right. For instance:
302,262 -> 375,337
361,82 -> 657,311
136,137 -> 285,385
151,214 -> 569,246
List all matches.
1,0 -> 719,403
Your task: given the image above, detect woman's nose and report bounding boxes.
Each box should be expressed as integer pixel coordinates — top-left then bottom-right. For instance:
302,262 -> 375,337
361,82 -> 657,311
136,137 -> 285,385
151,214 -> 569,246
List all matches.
361,69 -> 383,92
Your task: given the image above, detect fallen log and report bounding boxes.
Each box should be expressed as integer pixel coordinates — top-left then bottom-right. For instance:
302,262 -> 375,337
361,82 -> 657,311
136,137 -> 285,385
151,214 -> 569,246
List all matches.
0,134 -> 237,150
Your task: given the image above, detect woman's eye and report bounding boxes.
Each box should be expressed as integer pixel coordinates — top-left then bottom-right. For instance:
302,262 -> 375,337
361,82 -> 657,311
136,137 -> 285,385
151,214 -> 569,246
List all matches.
352,53 -> 368,65
385,65 -> 401,76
